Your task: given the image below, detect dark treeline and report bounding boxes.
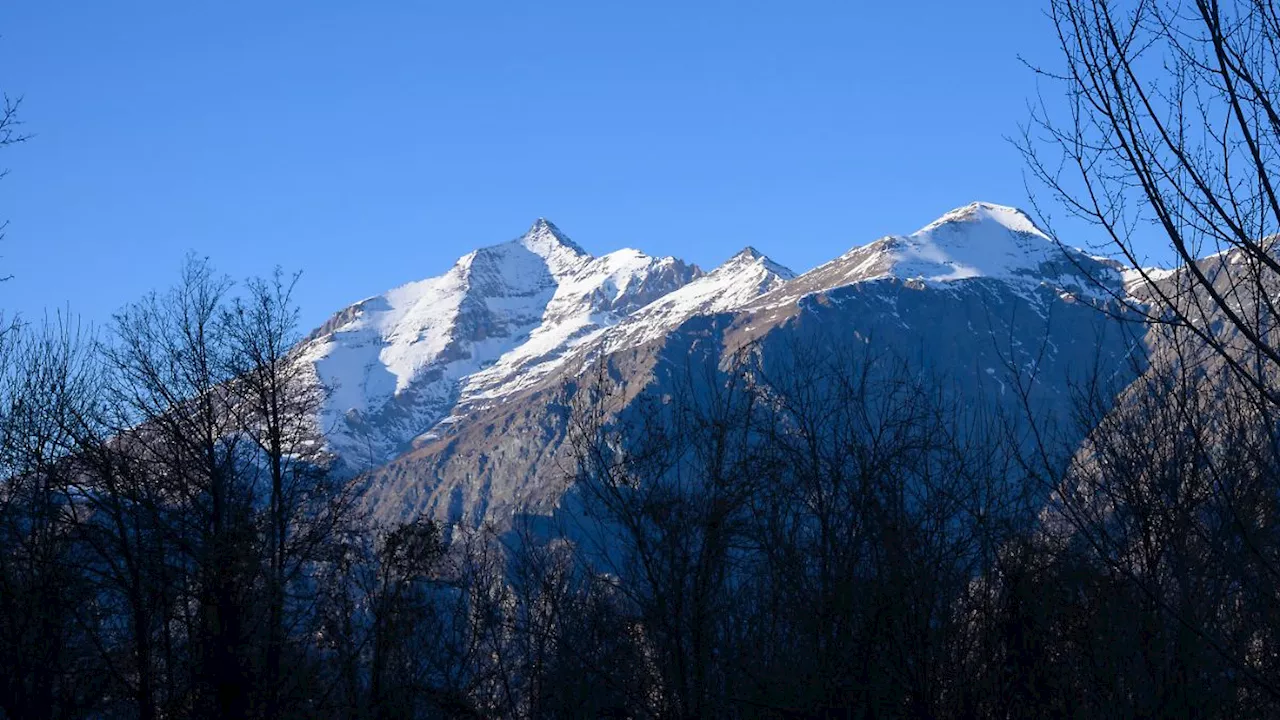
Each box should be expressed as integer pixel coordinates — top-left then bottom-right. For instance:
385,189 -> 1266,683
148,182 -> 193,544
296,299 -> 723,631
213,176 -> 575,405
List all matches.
1,255 -> 1279,718
532,334 -> 1280,718
9,0 -> 1280,715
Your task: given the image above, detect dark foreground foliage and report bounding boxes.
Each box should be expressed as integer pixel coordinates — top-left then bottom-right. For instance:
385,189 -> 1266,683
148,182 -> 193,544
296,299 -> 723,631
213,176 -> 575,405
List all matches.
8,0 -> 1280,713
1,258 -> 1278,718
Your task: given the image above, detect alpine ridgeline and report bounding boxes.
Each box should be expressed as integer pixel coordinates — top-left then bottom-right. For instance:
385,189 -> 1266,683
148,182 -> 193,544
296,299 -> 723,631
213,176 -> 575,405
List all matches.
296,203 -> 1145,528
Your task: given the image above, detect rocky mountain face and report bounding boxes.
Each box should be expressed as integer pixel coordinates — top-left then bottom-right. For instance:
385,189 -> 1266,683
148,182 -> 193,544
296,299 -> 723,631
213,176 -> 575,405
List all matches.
297,218 -> 701,466
295,203 -> 1148,529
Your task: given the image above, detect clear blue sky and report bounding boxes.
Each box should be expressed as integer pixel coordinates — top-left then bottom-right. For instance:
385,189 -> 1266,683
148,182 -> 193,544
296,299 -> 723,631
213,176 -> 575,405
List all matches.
1,1 -> 1122,331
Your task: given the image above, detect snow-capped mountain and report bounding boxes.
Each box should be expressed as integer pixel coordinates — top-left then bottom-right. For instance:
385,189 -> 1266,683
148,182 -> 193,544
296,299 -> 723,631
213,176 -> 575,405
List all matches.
309,203 -> 1146,529
297,218 -> 699,466
600,245 -> 795,350
761,202 -> 1124,307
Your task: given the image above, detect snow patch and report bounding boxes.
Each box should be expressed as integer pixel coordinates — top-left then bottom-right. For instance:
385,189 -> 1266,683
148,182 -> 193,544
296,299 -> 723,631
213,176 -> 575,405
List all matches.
297,219 -> 699,460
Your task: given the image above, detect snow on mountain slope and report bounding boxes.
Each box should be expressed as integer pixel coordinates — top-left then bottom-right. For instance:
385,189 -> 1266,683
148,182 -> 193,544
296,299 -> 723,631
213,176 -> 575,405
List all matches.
601,246 -> 795,349
761,202 -> 1124,308
354,203 -> 1148,530
301,202 -> 1141,481
297,219 -> 699,463
895,202 -> 1059,281
459,246 -> 701,401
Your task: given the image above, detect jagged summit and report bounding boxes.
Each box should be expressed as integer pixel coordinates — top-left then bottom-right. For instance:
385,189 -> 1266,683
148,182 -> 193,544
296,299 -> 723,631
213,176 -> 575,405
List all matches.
297,207 -> 1135,469
280,208 -> 1154,532
601,245 -> 795,348
298,218 -> 699,460
722,245 -> 796,281
710,246 -> 795,280
348,209 -> 1144,531
525,216 -> 572,241
509,217 -> 590,275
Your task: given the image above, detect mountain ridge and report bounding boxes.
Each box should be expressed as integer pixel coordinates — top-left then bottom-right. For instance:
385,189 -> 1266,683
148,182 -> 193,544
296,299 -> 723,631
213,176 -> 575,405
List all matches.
298,219 -> 702,463
296,202 -> 1147,529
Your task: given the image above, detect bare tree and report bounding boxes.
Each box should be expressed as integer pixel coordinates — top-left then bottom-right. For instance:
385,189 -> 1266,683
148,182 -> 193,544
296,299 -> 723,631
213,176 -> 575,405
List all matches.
564,347 -> 771,719
1022,0 -> 1280,410
1029,327 -> 1280,712
0,92 -> 28,260
0,319 -> 105,720
556,339 -> 1035,718
100,257 -> 263,719
1019,1 -> 1280,712
220,268 -> 357,717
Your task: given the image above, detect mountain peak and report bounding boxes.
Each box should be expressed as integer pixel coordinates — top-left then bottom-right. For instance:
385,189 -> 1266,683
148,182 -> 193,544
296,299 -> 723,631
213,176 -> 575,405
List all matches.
604,245 -> 794,346
917,201 -> 1047,238
520,217 -> 589,258
765,201 -> 1120,305
853,200 -> 1092,284
719,246 -> 796,280
528,216 -> 562,235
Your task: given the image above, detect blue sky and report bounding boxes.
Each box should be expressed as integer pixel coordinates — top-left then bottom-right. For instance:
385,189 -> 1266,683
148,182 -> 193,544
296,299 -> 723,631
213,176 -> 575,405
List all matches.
2,1 -> 1125,330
